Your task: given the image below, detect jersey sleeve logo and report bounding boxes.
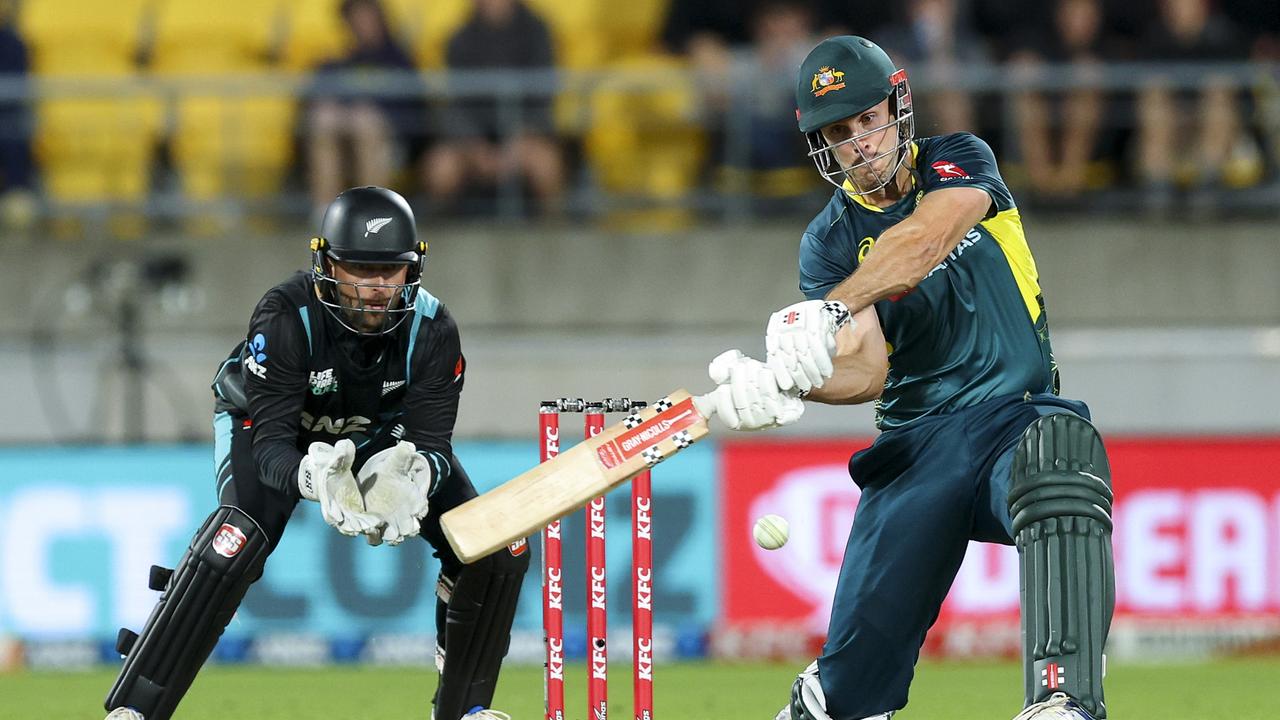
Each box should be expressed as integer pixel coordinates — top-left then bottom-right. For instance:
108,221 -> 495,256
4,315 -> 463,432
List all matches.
930,160 -> 969,180
244,333 -> 268,378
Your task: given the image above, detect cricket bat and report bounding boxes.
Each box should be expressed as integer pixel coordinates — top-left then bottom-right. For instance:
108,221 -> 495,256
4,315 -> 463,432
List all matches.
441,389 -> 711,563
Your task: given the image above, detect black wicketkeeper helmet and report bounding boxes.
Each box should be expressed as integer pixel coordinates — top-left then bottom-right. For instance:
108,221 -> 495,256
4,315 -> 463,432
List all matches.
311,186 -> 427,336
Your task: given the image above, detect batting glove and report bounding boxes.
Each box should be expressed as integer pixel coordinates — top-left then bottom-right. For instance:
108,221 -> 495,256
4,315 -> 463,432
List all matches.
765,300 -> 852,394
705,349 -> 804,431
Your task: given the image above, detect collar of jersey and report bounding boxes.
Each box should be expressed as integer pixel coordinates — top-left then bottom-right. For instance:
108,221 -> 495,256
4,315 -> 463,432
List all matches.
840,141 -> 920,213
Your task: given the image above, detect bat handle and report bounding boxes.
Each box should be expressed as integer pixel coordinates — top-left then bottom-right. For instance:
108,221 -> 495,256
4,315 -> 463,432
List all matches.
692,392 -> 717,420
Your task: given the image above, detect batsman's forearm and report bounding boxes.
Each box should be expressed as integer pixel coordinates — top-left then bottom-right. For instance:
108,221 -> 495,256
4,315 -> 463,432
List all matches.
824,222 -> 940,313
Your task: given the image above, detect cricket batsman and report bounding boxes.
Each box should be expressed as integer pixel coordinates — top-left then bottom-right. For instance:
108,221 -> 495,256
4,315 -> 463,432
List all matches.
701,37 -> 1115,719
103,186 -> 525,720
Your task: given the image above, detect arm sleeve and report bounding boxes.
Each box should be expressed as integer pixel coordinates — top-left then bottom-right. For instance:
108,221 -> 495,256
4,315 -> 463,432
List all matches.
920,132 -> 1015,217
401,308 -> 464,490
799,230 -> 857,301
242,293 -> 310,496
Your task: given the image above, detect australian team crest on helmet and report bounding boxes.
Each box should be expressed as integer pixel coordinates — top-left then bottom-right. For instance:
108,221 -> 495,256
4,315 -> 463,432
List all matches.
811,66 -> 846,97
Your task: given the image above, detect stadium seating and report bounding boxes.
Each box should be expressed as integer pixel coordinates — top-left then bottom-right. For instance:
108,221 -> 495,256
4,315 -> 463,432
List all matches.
151,0 -> 296,203
403,0 -> 472,70
281,0 -> 351,72
584,54 -> 707,230
18,0 -> 161,208
599,0 -> 670,60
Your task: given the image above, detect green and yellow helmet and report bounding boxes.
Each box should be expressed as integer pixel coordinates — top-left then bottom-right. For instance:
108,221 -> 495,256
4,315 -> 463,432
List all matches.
795,36 -> 914,195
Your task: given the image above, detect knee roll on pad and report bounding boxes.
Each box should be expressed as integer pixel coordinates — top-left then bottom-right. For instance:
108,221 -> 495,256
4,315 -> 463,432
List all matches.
1008,414 -> 1114,719
432,545 -> 530,720
105,506 -> 268,720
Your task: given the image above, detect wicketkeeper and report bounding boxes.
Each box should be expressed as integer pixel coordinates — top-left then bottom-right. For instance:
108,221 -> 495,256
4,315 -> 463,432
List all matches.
702,37 -> 1115,720
103,186 -> 526,720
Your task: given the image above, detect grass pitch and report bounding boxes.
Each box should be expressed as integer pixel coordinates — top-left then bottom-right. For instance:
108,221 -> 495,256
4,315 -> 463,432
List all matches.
4,658 -> 1279,719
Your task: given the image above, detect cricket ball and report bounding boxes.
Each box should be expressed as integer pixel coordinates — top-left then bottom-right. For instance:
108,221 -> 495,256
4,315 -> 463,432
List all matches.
752,514 -> 790,550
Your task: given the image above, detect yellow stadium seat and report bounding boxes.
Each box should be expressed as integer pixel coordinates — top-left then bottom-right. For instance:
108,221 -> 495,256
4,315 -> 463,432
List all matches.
584,55 -> 706,230
18,0 -> 152,76
171,96 -> 296,200
19,0 -> 160,206
152,0 -> 296,200
403,0 -> 472,70
599,0 -> 669,60
525,0 -> 603,69
151,0 -> 286,75
36,99 -> 160,204
281,0 -> 351,72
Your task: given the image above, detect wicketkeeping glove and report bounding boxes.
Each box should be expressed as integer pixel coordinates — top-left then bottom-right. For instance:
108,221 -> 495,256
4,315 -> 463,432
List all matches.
765,300 -> 852,394
297,439 -> 383,537
356,441 -> 433,546
704,349 -> 804,431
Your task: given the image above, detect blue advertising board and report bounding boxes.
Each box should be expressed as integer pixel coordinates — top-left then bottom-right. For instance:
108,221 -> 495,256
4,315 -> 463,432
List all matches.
0,441 -> 718,660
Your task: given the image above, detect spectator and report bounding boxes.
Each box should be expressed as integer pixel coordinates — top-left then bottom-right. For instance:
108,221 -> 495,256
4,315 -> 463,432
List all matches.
0,2 -> 36,229
661,0 -> 883,113
306,0 -> 423,219
1132,0 -> 1245,210
722,1 -> 816,195
1008,0 -> 1111,198
1220,0 -> 1280,60
877,0 -> 988,135
422,0 -> 563,216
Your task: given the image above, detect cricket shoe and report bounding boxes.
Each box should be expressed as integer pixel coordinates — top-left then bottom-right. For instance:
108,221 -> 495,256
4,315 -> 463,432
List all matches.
1012,693 -> 1096,720
104,709 -> 144,720
773,707 -> 893,720
774,661 -> 893,720
461,708 -> 511,720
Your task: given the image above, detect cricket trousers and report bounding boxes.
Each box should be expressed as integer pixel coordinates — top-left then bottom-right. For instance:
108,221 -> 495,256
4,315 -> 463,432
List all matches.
817,392 -> 1090,719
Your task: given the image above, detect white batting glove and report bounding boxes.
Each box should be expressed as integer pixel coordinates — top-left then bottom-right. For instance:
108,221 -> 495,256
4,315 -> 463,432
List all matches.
704,349 -> 804,431
297,439 -> 383,537
765,300 -> 852,394
356,441 -> 433,546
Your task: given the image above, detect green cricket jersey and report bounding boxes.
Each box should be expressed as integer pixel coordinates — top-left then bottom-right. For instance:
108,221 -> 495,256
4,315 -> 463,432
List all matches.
798,132 -> 1058,430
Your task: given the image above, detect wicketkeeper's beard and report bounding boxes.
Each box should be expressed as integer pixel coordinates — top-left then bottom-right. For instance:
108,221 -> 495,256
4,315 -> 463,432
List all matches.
337,287 -> 398,332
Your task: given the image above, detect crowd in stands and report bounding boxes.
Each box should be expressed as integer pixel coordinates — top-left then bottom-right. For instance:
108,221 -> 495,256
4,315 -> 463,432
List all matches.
0,0 -> 1276,233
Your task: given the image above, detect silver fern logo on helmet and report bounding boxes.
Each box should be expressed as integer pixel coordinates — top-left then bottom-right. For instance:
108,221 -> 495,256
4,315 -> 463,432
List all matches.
365,218 -> 393,236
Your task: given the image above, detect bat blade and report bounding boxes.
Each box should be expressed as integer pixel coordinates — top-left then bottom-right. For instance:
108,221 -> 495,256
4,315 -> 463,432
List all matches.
441,389 -> 711,563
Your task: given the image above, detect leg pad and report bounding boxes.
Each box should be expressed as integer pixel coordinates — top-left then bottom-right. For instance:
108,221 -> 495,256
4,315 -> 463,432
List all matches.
432,545 -> 530,720
1009,414 -> 1114,719
104,506 -> 268,720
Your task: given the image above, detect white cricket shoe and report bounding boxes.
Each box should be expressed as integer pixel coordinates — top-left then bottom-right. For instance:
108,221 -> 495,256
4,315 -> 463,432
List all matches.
1012,693 -> 1096,720
460,709 -> 511,720
105,709 -> 144,720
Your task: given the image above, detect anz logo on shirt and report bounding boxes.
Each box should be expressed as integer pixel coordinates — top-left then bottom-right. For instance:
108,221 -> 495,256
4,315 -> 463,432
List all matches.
244,333 -> 268,379
300,412 -> 371,435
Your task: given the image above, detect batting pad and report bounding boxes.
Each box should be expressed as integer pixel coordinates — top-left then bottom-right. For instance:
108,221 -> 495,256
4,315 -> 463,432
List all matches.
1009,413 -> 1114,719
433,546 -> 529,720
105,505 -> 268,720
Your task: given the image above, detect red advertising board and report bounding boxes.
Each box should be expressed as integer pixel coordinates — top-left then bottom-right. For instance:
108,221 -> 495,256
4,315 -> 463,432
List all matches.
718,437 -> 1280,658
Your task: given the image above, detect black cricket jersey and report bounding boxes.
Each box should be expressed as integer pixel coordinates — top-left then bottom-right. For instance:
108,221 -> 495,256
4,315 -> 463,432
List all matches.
212,272 -> 464,498
798,132 -> 1058,430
